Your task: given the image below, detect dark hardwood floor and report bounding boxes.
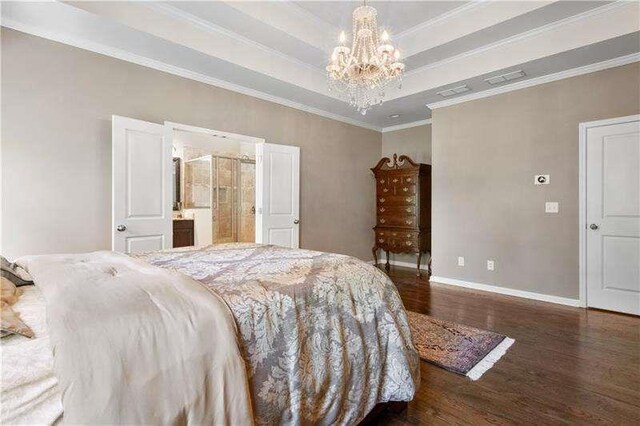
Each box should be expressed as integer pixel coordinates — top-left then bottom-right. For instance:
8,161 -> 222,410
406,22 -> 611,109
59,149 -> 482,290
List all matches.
375,267 -> 640,425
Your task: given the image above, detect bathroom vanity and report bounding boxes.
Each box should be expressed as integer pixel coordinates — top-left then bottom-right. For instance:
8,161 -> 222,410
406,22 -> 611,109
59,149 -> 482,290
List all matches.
173,219 -> 194,248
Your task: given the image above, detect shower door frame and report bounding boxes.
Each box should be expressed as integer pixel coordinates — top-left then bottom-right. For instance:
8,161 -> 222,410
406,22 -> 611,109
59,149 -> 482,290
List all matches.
236,157 -> 256,243
165,121 -> 265,244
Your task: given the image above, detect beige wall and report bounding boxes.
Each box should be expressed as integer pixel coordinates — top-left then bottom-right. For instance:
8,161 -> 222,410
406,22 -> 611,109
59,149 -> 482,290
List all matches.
381,124 -> 432,165
380,124 -> 432,267
432,63 -> 640,299
1,29 -> 381,259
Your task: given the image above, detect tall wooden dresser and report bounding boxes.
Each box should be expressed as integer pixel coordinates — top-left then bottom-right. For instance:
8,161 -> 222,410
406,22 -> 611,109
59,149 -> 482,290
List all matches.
371,154 -> 431,276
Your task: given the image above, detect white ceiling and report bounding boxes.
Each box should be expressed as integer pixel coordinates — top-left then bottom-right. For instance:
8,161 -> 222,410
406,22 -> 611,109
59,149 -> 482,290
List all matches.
2,1 -> 639,131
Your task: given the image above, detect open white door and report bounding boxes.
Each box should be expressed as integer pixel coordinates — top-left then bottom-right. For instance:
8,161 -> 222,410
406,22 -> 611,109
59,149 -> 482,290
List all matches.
256,143 -> 300,248
112,116 -> 172,253
585,117 -> 640,315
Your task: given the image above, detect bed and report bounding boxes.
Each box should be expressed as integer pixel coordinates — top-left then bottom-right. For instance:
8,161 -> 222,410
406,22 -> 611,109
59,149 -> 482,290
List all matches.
2,243 -> 420,425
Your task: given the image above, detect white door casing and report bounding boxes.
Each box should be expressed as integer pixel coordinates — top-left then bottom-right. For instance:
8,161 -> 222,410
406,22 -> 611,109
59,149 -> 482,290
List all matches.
583,116 -> 640,315
112,116 -> 172,253
255,143 -> 300,248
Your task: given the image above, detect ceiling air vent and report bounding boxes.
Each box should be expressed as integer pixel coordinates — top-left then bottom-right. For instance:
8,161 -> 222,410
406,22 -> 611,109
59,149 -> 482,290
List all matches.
484,69 -> 526,85
437,85 -> 471,98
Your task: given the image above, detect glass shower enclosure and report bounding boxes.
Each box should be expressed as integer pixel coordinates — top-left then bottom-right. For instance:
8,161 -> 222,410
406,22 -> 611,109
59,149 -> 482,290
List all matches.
184,155 -> 255,244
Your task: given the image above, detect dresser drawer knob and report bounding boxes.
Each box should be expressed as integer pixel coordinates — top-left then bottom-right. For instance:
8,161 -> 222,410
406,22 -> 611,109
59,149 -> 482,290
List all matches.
379,198 -> 386,203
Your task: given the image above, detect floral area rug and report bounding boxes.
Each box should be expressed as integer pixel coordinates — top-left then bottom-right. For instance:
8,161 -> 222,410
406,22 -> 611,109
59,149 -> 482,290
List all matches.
407,311 -> 514,380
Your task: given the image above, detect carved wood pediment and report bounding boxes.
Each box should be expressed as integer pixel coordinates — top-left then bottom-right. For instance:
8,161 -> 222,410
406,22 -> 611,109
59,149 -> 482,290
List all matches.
371,153 -> 419,173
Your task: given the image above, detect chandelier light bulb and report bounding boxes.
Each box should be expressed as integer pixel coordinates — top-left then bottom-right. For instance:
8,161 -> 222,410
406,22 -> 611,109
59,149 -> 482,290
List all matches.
326,3 -> 405,115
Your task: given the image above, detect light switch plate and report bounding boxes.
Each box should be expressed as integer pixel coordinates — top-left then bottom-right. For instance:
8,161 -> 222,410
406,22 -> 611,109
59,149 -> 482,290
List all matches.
457,256 -> 465,267
487,260 -> 495,271
535,175 -> 550,185
545,201 -> 559,213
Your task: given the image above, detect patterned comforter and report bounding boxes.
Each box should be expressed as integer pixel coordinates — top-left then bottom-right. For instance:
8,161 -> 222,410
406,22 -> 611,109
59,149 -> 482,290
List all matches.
136,243 -> 420,425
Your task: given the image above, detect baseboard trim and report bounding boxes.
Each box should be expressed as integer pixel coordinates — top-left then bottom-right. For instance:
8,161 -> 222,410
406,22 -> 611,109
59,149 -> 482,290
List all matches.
429,276 -> 582,307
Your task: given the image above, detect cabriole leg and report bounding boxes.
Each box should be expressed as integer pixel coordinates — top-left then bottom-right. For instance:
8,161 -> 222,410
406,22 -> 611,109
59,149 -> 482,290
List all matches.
372,246 -> 378,268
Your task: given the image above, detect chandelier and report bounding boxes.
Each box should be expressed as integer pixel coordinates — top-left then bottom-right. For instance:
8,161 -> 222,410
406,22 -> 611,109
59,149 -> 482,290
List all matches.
326,1 -> 405,115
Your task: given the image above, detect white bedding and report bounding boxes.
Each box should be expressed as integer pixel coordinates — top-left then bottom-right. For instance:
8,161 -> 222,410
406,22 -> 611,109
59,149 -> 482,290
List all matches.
15,251 -> 253,425
1,286 -> 63,425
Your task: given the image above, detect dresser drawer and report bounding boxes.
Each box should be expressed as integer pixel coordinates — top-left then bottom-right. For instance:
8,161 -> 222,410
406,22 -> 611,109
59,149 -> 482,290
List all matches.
401,175 -> 417,185
377,174 -> 417,194
397,231 -> 420,250
377,205 -> 416,216
377,214 -> 416,228
375,230 -> 391,246
377,183 -> 416,196
394,183 -> 416,195
375,229 -> 420,251
377,194 -> 417,206
377,185 -> 393,195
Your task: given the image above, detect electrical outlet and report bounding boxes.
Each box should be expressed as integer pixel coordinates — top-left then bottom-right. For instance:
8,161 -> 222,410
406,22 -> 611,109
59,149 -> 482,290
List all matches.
487,260 -> 495,271
545,201 -> 559,213
457,256 -> 465,267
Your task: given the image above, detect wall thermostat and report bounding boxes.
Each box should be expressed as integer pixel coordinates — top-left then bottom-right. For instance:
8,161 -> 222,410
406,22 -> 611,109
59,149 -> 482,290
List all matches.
535,174 -> 550,185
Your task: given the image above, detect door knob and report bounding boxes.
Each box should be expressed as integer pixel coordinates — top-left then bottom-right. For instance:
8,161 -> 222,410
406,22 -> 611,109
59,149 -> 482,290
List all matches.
589,223 -> 599,230
116,224 -> 127,232
293,219 -> 300,225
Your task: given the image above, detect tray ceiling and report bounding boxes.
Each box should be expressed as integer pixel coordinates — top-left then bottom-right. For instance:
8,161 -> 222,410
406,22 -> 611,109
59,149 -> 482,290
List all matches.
2,1 -> 639,131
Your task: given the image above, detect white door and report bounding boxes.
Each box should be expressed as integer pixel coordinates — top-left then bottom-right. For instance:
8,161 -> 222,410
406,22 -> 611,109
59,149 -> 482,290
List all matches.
112,116 -> 172,253
586,117 -> 640,315
255,143 -> 300,248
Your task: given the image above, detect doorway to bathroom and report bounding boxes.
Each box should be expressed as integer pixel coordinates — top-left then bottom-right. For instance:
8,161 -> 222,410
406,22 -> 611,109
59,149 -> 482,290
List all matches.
171,124 -> 258,247
111,116 -> 300,253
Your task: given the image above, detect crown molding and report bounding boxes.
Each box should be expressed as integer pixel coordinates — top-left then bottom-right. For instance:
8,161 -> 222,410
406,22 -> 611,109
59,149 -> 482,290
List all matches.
427,53 -> 640,110
222,0 -> 333,52
382,119 -> 432,133
2,20 -> 382,132
275,0 -> 340,36
395,1 -> 486,41
398,1 -> 553,59
405,1 -> 629,79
